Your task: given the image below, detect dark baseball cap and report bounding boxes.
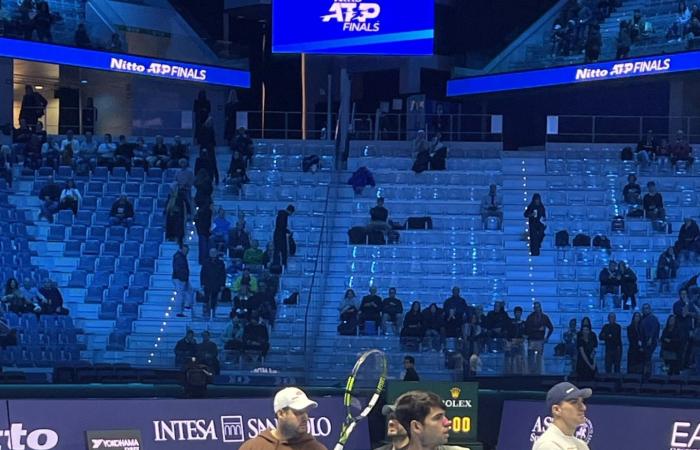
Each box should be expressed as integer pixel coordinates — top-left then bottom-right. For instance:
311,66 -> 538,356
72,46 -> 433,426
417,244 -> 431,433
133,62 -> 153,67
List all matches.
381,404 -> 396,416
546,382 -> 592,409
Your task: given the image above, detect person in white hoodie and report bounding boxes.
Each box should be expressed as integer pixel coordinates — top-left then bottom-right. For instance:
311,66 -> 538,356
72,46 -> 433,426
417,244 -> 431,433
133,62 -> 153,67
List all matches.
59,179 -> 82,215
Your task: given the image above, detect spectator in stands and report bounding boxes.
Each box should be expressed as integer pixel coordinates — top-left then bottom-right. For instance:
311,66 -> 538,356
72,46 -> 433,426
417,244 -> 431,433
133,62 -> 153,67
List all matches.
165,185 -> 191,244
400,301 -> 424,349
677,218 -> 700,254
194,202 -> 213,264
201,248 -> 226,320
640,303 -> 660,376
109,195 -> 134,227
622,174 -> 641,204
627,312 -> 644,374
422,303 -> 444,351
198,117 -> 219,184
637,130 -> 657,164
233,127 -> 254,167
211,207 -> 231,251
562,318 -> 578,371
584,23 -> 602,62
174,329 -> 197,368
0,145 -> 12,188
33,1 -> 53,42
38,279 -> 68,315
671,130 -> 693,169
485,301 -> 510,346
251,281 -> 276,328
429,132 -> 448,170
657,247 -> 678,293
338,289 -> 359,336
402,355 -> 420,381
193,168 -> 213,209
59,179 -> 81,215
480,184 -> 503,229
226,150 -> 248,193
443,286 -> 470,322
96,133 -> 116,169
132,137 -> 147,169
41,135 -> 60,170
381,288 -> 403,335
347,166 -> 375,195
113,135 -> 133,170
173,244 -> 193,318
19,85 -> 47,129
412,130 -> 432,174
524,193 -> 546,256
228,220 -> 251,259
175,158 -> 194,198
599,313 -> 622,374
243,312 -> 269,361
193,90 -> 211,145
24,133 -> 42,171
616,20 -> 631,59
525,302 -> 554,375
222,310 -> 246,352
233,268 -> 258,295
505,306 -> 526,374
147,135 -> 170,170
170,136 -> 189,166
661,315 -> 683,375
359,286 -> 382,335
74,23 -> 91,48
243,240 -> 265,266
643,181 -> 665,221
76,131 -> 97,172
444,306 -> 463,340
667,1 -> 691,41
2,278 -> 39,314
673,288 -> 696,370
196,330 -> 219,375
38,175 -> 62,223
630,9 -> 645,43
12,119 -> 32,159
412,130 -> 430,156
576,322 -> 597,381
273,204 -> 295,268
366,197 -> 391,242
599,261 -> 621,308
618,261 -> 638,310
19,278 -> 46,312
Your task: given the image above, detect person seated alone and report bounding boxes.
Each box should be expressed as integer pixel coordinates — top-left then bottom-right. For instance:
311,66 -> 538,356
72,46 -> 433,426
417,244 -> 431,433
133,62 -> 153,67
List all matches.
242,313 -> 269,362
38,175 -> 62,223
233,268 -> 258,296
59,180 -> 82,215
622,174 -> 642,205
96,133 -> 117,169
411,130 -> 431,174
381,288 -> 403,335
637,130 -> 657,163
480,183 -> 503,229
169,136 -> 189,167
360,286 -> 382,334
109,195 -> 134,227
114,135 -> 135,170
226,150 -> 248,193
599,261 -> 621,308
243,240 -> 265,266
671,130 -> 693,169
338,289 -> 359,336
147,135 -> 170,170
222,310 -> 247,352
366,197 -> 392,242
228,221 -> 251,259
38,279 -> 69,315
678,218 -> 700,253
643,181 -> 665,220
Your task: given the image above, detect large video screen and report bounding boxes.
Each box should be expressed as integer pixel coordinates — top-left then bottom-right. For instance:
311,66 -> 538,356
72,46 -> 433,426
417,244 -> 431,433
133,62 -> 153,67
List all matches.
272,0 -> 434,55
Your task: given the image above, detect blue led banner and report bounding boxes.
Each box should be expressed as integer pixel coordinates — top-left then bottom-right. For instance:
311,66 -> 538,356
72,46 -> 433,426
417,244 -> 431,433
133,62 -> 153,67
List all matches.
447,50 -> 700,96
272,0 -> 434,55
0,37 -> 251,88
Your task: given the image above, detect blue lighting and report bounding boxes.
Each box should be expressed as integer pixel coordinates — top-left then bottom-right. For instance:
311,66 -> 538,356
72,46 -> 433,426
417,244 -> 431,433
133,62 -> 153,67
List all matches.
0,37 -> 251,88
447,50 -> 700,96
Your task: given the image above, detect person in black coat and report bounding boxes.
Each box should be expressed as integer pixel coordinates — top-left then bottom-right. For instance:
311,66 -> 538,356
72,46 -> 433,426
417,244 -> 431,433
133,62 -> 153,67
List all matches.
623,174 -> 642,204
599,261 -> 621,308
618,261 -> 638,310
627,312 -> 644,374
193,90 -> 211,145
195,202 -> 213,265
599,312 -> 622,374
403,355 -> 420,381
197,117 -> 219,185
661,315 -> 683,375
643,181 -> 665,220
165,186 -> 191,244
400,301 -> 424,348
359,287 -> 382,334
193,168 -> 213,209
524,193 -> 546,256
174,330 -> 198,369
422,303 -> 444,351
677,218 -> 700,252
109,195 -> 134,227
273,205 -> 295,268
576,323 -> 598,381
243,313 -> 269,361
200,248 -> 226,320
196,330 -> 220,375
226,150 -> 248,192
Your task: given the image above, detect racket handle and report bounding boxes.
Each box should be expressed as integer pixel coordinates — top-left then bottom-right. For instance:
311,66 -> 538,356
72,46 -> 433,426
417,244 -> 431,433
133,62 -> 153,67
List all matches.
333,445 -> 344,450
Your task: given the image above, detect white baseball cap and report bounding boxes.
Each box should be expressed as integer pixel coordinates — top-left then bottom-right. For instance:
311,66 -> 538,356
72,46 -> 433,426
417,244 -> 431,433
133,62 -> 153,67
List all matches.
273,387 -> 318,413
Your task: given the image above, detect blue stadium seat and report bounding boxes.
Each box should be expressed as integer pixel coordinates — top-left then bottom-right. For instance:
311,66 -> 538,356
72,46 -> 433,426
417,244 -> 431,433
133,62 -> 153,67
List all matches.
135,197 -> 154,213
135,257 -> 155,274
115,256 -> 135,273
69,225 -> 87,241
127,167 -> 145,182
119,301 -> 139,318
146,168 -> 163,182
56,210 -> 74,226
105,286 -> 125,303
93,211 -> 111,226
125,287 -> 145,304
91,167 -> 109,182
121,241 -> 140,257
74,211 -> 93,226
84,286 -> 104,303
158,184 -> 171,199
126,226 -> 145,243
82,240 -> 101,256
124,182 -> 140,197
87,226 -> 106,241
31,180 -> 46,196
37,166 -> 53,179
110,271 -> 130,288
131,271 -> 150,289
105,331 -> 127,351
140,241 -> 159,259
149,214 -> 165,227
56,166 -> 74,181
115,316 -> 134,331
107,227 -> 126,242
96,256 -> 116,272
47,225 -> 66,242
134,212 -> 149,227
90,271 -> 110,288
67,270 -> 88,288
110,167 -> 127,182
81,196 -> 98,211
155,198 -> 168,211
97,196 -> 117,211
140,183 -> 159,197
105,182 -> 122,196
63,240 -> 82,257
163,168 -> 178,183
98,301 -> 118,320
85,182 -> 104,196
101,241 -> 121,257
145,227 -> 163,242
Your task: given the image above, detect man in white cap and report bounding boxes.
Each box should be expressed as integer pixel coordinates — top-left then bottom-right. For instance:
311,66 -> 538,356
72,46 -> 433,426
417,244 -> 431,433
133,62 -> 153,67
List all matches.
240,387 -> 327,450
532,382 -> 592,450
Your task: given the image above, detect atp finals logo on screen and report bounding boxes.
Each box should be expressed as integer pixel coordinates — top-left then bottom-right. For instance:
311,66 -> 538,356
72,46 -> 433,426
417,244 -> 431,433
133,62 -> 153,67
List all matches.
321,0 -> 381,32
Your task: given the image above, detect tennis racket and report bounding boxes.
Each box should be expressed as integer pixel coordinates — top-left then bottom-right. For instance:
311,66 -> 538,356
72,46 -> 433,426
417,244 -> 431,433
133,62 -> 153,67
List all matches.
334,349 -> 388,450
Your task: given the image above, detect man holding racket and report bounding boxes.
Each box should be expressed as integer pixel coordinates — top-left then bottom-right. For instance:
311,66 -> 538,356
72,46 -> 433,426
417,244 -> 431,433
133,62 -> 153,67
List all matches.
240,387 -> 327,450
532,382 -> 591,450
